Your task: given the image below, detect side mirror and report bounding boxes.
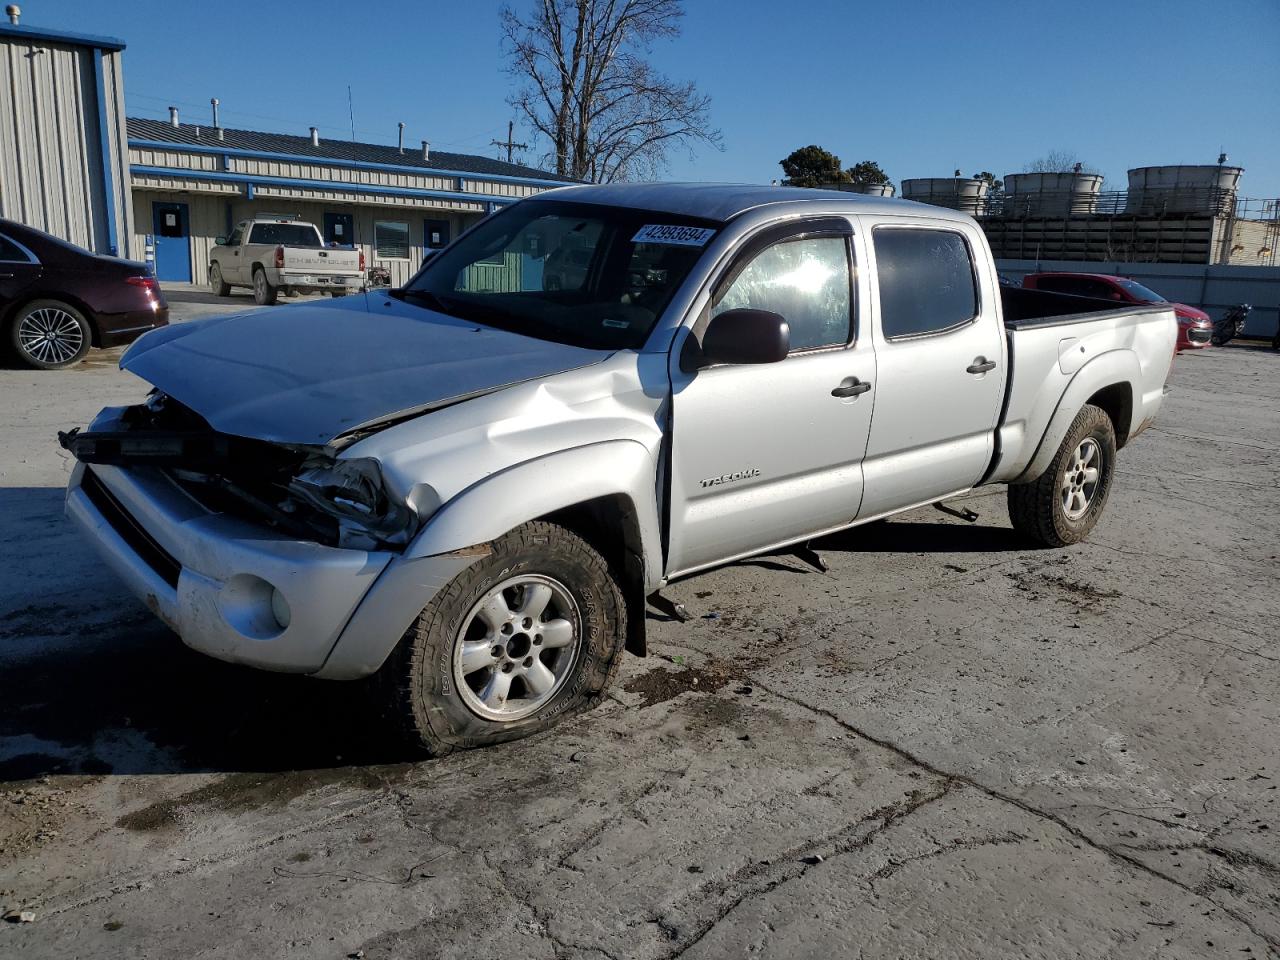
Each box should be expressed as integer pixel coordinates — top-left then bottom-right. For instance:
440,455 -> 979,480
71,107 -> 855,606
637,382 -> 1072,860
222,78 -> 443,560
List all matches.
214,236 -> 227,246
698,308 -> 790,367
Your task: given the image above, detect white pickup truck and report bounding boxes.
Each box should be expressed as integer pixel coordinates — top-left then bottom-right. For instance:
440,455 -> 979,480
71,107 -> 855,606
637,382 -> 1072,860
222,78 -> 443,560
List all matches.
63,184 -> 1176,756
208,217 -> 364,304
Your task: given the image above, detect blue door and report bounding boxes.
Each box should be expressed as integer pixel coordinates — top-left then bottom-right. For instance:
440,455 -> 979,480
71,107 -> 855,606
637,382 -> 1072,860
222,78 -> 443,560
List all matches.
323,212 -> 354,246
152,202 -> 191,282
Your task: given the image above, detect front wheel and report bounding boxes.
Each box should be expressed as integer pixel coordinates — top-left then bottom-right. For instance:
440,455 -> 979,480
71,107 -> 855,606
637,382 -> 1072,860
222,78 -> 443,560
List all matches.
376,521 -> 626,756
252,269 -> 277,305
9,300 -> 92,370
1008,403 -> 1117,547
209,262 -> 231,297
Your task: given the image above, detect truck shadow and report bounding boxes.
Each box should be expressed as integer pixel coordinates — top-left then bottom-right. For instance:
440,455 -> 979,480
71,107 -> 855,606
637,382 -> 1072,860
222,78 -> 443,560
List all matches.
0,487 -> 406,782
814,518 -> 1029,554
0,490 -> 1028,783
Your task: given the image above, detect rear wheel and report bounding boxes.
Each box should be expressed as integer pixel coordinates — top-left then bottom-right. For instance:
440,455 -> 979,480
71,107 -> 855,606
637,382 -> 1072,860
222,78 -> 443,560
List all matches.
209,262 -> 231,297
1008,403 -> 1116,547
252,268 -> 277,305
376,521 -> 626,757
9,300 -> 91,370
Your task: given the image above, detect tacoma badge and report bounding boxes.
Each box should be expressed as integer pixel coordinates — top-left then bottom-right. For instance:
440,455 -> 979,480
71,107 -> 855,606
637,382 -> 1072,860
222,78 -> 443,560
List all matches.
699,468 -> 761,488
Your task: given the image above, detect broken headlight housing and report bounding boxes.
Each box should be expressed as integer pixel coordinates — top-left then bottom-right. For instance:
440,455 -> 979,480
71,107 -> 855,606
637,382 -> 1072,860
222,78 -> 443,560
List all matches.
286,457 -> 415,550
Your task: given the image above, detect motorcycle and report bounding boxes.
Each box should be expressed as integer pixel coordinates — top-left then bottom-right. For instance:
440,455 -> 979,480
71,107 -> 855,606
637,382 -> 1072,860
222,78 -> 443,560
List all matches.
1211,303 -> 1251,346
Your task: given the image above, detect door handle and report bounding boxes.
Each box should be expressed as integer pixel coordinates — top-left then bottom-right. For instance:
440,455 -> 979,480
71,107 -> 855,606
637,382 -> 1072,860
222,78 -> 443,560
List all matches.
967,357 -> 997,374
831,376 -> 872,398
0,272 -> 13,279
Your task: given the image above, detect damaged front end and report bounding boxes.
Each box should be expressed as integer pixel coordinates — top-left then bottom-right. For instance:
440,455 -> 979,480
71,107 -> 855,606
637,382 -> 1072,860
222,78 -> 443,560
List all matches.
60,392 -> 416,551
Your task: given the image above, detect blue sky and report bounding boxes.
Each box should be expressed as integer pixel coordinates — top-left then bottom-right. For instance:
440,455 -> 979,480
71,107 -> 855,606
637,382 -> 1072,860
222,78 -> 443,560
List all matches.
39,0 -> 1280,196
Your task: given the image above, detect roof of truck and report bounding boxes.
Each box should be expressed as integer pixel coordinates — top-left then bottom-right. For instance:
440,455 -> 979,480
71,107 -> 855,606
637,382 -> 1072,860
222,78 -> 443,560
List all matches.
531,182 -> 971,223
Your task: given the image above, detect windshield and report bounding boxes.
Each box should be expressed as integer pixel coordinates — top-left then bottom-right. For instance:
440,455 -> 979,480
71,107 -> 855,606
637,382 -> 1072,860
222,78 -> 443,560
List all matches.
403,200 -> 719,350
1117,279 -> 1167,303
248,223 -> 323,247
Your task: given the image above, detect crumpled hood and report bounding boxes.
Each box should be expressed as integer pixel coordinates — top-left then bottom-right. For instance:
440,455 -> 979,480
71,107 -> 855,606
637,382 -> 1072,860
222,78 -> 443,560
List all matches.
121,293 -> 611,445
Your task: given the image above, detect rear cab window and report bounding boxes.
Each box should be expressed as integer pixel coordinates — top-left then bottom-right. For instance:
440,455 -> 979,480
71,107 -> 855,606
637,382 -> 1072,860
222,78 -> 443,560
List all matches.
872,228 -> 978,338
248,223 -> 323,247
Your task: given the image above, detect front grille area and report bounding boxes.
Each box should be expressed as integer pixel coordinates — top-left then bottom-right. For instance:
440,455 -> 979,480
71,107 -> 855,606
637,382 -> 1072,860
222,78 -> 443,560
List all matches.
81,468 -> 182,588
1188,328 -> 1212,343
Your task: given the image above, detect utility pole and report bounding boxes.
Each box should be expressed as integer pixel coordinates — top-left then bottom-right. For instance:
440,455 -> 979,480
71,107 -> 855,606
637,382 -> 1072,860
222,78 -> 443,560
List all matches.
491,121 -> 527,163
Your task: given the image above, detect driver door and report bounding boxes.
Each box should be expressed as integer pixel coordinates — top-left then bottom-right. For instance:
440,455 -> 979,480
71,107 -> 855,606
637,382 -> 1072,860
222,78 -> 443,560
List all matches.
664,218 -> 876,577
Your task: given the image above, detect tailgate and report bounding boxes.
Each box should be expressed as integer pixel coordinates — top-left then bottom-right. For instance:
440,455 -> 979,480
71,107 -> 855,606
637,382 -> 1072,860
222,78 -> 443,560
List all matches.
283,247 -> 361,274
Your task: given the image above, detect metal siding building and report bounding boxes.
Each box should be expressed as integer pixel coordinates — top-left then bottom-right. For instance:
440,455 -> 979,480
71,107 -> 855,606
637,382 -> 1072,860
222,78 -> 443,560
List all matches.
126,120 -> 574,287
0,22 -> 132,257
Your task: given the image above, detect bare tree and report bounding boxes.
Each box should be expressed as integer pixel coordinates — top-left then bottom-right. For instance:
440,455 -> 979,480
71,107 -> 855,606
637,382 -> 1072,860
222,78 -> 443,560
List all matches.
501,0 -> 721,182
1025,150 -> 1102,178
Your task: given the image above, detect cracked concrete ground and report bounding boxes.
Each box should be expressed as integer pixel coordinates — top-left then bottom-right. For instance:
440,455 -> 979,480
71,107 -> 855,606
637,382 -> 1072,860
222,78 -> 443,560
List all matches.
1,324 -> 1277,958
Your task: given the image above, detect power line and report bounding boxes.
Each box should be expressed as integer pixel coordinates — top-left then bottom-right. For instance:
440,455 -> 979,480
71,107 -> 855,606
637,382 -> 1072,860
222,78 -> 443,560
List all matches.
491,121 -> 528,163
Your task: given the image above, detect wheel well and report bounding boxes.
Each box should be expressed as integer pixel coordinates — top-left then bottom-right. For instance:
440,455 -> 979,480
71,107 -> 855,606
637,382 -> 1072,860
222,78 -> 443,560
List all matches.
1087,383 -> 1133,448
539,494 -> 648,658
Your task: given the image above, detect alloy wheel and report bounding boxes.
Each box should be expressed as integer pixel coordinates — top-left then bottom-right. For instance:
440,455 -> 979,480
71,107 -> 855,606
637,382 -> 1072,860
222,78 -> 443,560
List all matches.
451,574 -> 581,721
1061,437 -> 1102,520
18,307 -> 85,366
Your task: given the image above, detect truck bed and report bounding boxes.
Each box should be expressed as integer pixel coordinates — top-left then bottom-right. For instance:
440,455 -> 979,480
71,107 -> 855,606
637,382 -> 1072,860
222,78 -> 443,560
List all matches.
988,287 -> 1178,486
1000,286 -> 1167,329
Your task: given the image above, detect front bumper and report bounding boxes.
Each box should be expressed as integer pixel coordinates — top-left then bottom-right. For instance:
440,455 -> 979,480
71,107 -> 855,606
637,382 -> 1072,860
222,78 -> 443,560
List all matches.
66,459 -> 393,673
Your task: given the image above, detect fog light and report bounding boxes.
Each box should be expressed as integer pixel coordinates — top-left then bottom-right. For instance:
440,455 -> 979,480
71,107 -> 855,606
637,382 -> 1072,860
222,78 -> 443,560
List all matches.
271,588 -> 292,629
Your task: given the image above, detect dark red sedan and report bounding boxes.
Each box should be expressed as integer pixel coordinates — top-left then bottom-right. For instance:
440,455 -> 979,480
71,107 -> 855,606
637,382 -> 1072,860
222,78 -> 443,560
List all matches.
1022,272 -> 1213,351
1,218 -> 169,370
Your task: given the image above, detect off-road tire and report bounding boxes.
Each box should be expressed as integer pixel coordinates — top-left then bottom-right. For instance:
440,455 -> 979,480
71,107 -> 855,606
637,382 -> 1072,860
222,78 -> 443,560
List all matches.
375,521 -> 626,757
209,262 -> 231,297
1008,403 -> 1116,547
252,267 -> 277,305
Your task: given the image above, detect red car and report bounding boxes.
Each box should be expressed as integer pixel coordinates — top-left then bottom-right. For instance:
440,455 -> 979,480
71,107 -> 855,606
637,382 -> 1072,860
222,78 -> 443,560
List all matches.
1,218 -> 169,370
1022,272 -> 1212,351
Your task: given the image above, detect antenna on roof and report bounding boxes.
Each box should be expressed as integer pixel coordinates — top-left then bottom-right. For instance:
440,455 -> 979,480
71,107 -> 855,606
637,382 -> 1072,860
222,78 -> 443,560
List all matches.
347,85 -> 356,143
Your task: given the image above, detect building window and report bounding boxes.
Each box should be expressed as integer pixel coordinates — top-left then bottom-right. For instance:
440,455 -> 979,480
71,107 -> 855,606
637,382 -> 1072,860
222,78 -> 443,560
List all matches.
374,220 -> 410,259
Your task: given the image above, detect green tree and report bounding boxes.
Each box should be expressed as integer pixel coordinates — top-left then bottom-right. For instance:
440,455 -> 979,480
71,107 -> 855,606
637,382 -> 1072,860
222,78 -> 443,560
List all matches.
846,160 -> 891,189
779,145 -> 847,188
973,171 -> 1003,191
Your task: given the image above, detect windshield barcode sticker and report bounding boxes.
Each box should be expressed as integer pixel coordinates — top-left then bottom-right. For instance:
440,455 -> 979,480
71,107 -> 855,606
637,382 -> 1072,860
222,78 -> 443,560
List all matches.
632,224 -> 716,247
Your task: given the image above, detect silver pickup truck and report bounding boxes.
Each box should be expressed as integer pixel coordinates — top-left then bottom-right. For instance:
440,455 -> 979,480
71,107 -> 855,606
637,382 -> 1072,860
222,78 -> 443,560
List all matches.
62,184 -> 1176,755
208,217 -> 364,304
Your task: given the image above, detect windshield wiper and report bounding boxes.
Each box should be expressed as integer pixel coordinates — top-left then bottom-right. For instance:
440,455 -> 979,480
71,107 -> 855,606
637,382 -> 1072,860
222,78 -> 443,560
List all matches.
391,288 -> 456,314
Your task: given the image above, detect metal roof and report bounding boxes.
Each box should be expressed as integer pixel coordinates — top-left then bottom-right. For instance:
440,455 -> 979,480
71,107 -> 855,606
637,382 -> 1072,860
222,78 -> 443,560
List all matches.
126,118 -> 577,184
0,22 -> 126,51
531,182 -> 967,223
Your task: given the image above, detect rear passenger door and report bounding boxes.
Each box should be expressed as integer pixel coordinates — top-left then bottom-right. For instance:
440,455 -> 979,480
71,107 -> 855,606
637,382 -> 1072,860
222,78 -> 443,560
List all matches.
857,219 -> 1006,519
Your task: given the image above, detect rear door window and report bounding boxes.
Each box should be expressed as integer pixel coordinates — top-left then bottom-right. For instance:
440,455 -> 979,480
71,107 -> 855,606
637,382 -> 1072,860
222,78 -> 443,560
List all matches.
0,234 -> 33,262
873,229 -> 978,338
